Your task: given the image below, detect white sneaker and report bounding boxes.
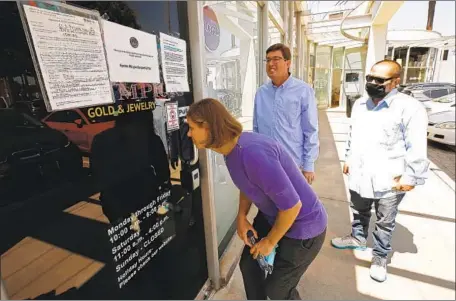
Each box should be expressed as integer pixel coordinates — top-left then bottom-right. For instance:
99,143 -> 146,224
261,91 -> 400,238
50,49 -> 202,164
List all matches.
370,256 -> 387,282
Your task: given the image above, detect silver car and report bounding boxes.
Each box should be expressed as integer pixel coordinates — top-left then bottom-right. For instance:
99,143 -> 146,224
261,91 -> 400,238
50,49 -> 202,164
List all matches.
423,93 -> 455,115
427,107 -> 456,147
400,83 -> 455,102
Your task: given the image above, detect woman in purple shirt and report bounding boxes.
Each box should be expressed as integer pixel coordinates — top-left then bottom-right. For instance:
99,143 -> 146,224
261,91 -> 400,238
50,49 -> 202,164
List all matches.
187,98 -> 327,300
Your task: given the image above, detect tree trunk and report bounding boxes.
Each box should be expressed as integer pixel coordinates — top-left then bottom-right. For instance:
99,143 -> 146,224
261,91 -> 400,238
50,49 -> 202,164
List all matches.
426,0 -> 436,31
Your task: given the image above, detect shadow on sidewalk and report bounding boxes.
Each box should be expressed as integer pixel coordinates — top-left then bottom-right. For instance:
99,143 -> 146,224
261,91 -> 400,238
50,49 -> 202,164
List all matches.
305,111 -> 454,299
294,111 -> 380,300
213,111 -> 454,300
365,220 -> 418,265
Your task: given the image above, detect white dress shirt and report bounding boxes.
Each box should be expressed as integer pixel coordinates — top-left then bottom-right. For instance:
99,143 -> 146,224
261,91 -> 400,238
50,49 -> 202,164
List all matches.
345,89 -> 430,199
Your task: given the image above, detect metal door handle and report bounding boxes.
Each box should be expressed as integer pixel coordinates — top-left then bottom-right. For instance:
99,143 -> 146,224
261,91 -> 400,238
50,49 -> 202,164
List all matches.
190,144 -> 198,166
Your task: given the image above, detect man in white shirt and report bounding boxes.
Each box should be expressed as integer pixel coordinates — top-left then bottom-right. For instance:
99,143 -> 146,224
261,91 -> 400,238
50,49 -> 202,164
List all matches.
331,60 -> 429,283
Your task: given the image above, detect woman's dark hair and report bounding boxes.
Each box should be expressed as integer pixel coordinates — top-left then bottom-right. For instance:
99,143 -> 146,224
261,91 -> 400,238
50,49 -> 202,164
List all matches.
187,98 -> 242,148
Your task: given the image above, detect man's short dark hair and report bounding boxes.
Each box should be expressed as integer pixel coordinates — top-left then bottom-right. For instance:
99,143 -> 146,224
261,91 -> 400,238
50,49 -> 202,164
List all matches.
266,43 -> 291,61
373,59 -> 402,78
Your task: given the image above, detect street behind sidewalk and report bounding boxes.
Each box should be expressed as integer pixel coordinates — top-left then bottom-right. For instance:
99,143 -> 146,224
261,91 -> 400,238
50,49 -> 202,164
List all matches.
212,110 -> 455,300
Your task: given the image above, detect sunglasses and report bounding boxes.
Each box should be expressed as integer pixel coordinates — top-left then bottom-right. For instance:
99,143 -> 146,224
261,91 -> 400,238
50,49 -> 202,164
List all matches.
365,75 -> 396,85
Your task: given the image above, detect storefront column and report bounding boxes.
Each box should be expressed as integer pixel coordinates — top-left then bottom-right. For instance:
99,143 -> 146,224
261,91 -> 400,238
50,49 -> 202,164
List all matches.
187,0 -> 221,291
403,46 -> 411,84
434,48 -> 443,82
302,24 -> 308,82
260,1 -> 269,83
328,46 -> 334,107
283,1 -> 288,45
295,11 -> 302,79
312,42 -> 317,86
340,46 -> 347,108
364,24 -> 387,79
288,1 -> 294,75
307,41 -> 313,85
425,48 -> 432,82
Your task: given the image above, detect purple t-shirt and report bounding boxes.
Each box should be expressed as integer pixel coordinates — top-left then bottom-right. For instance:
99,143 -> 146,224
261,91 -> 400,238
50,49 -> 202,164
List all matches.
225,132 -> 327,240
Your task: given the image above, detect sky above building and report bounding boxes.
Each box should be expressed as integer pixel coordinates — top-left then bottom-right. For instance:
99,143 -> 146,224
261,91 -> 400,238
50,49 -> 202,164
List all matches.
307,1 -> 455,37
388,0 -> 456,37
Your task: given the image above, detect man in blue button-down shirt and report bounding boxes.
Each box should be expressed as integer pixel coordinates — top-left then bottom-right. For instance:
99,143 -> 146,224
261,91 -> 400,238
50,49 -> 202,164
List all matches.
253,43 -> 319,184
331,60 -> 429,283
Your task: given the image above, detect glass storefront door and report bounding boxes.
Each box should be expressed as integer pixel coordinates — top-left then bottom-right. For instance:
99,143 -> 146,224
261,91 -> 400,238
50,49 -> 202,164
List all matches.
0,2 -> 207,299
202,1 -> 259,255
342,46 -> 367,103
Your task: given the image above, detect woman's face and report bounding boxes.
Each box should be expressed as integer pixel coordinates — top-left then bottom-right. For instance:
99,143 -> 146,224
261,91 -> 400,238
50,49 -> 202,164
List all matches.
187,117 -> 210,149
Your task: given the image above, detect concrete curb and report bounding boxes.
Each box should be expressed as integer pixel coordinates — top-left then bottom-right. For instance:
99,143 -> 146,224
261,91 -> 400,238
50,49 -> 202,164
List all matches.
429,160 -> 456,191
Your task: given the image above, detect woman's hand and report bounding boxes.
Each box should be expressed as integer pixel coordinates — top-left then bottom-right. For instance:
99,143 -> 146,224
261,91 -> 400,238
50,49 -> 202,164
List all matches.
250,238 -> 275,259
237,216 -> 257,247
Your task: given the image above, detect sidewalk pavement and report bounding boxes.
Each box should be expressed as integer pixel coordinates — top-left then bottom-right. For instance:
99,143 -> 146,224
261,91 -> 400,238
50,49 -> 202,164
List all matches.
212,109 -> 456,300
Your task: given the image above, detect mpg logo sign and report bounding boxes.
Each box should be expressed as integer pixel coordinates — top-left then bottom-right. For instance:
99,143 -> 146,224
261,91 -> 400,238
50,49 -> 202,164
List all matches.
203,6 -> 220,52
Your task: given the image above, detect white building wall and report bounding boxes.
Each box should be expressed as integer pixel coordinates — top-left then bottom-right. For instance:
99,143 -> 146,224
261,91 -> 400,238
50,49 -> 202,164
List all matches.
435,48 -> 456,83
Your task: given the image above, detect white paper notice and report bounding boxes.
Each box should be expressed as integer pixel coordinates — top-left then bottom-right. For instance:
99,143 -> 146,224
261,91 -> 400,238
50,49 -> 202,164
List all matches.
23,5 -> 113,111
165,102 -> 179,132
102,20 -> 160,84
159,33 -> 189,92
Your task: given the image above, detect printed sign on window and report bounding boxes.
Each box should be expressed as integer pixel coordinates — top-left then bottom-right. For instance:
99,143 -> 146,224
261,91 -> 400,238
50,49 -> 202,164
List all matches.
165,102 -> 179,132
102,20 -> 160,84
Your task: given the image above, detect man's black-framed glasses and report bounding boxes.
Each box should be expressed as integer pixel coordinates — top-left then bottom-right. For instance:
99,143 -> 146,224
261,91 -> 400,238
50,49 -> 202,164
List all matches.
264,57 -> 287,64
366,75 -> 396,85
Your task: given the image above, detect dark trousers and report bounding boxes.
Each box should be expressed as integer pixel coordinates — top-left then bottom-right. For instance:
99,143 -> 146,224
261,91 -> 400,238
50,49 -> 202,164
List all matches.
350,190 -> 405,258
239,213 -> 326,300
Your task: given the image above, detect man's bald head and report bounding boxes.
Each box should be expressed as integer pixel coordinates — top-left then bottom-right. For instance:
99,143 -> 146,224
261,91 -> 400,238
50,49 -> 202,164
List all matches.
371,59 -> 402,79
365,59 -> 402,100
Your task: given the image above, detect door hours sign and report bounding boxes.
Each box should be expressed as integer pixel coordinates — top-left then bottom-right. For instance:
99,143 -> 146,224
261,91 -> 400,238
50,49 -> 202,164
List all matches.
165,102 -> 179,132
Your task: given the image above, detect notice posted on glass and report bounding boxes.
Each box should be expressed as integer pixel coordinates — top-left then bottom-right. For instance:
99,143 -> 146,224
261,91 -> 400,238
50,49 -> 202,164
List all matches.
159,33 -> 189,92
102,20 -> 160,84
23,5 -> 113,111
165,102 -> 179,132
107,190 -> 175,289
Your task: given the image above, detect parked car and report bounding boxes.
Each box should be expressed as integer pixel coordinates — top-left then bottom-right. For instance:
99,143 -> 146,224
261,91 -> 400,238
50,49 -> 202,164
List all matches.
12,99 -> 46,118
400,82 -> 455,103
0,109 -> 84,206
42,109 -> 115,153
423,93 -> 455,115
400,82 -> 455,94
427,107 -> 456,147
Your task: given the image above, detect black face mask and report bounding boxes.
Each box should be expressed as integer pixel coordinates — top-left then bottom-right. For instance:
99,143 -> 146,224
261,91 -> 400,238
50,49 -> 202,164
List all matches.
365,82 -> 387,99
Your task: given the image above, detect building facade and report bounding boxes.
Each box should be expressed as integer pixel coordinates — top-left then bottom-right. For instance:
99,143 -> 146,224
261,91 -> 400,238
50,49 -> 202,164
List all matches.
0,1 -> 428,299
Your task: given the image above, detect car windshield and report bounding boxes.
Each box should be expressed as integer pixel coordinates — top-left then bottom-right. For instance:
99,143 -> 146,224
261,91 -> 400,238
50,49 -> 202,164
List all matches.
432,93 -> 456,103
0,110 -> 44,128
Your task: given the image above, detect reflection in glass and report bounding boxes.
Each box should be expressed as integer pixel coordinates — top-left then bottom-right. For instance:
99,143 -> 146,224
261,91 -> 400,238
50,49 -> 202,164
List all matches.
331,48 -> 344,108
386,47 -> 393,60
406,68 -> 428,84
312,46 -> 331,108
393,47 -> 408,68
1,2 -> 207,300
203,1 -> 259,252
342,47 -> 367,102
408,47 -> 429,68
